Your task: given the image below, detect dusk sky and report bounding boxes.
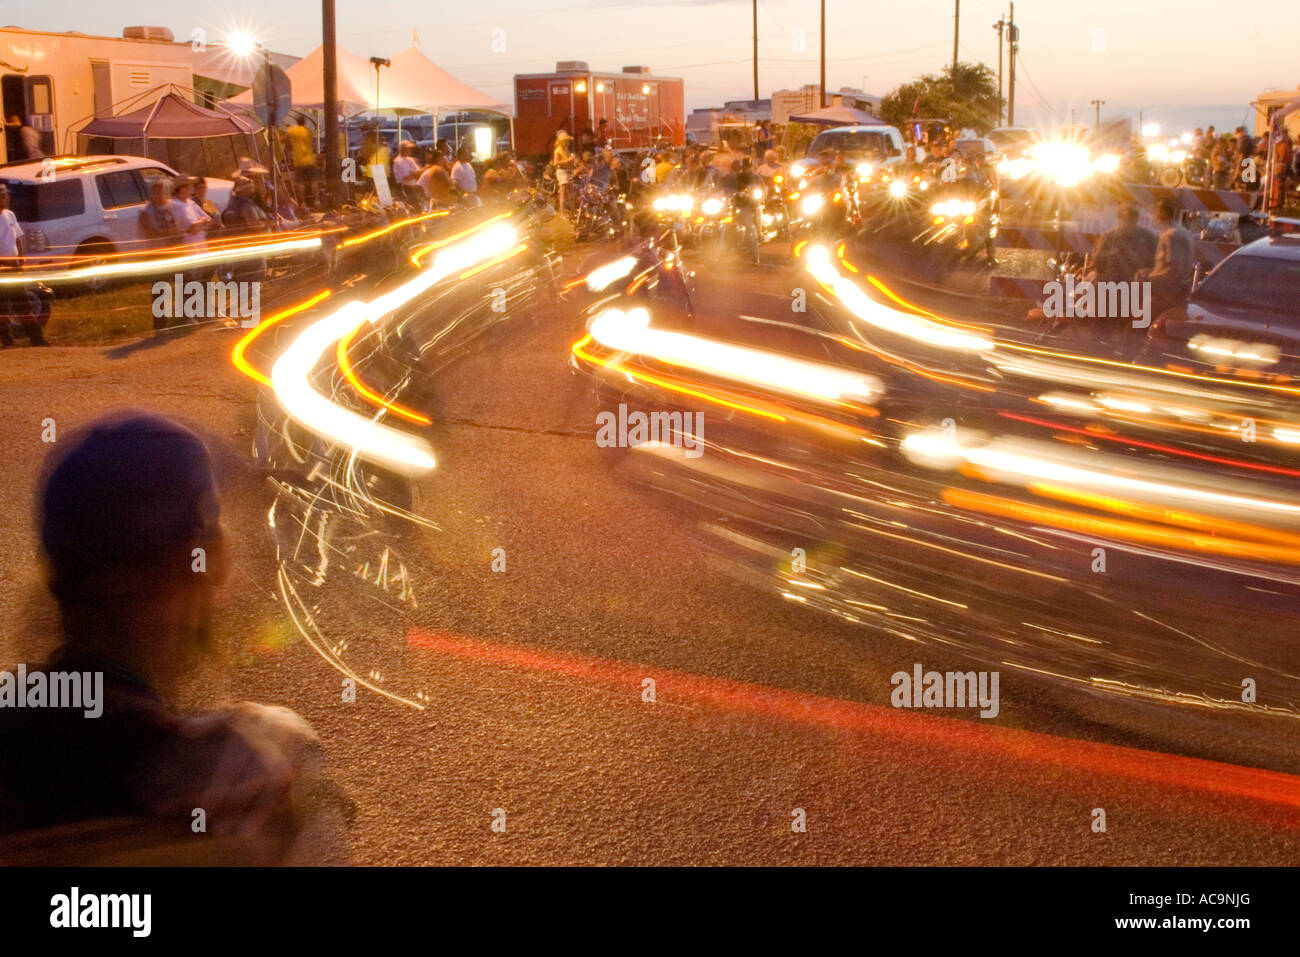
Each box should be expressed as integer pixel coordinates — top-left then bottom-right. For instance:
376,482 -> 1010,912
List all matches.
7,0 -> 1298,125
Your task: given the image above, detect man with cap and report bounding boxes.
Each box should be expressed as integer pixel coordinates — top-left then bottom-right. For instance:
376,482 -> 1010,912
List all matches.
218,176 -> 270,288
169,176 -> 212,249
0,412 -> 352,863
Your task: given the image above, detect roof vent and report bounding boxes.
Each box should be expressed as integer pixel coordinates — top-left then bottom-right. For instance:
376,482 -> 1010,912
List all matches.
122,26 -> 175,42
555,61 -> 589,73
622,65 -> 652,75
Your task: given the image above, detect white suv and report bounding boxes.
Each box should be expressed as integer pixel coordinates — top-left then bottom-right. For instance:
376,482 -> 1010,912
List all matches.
0,155 -> 234,263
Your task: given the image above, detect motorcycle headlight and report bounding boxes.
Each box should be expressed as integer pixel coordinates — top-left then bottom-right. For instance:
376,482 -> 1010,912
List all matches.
1172,149 -> 1189,164
856,162 -> 874,179
653,197 -> 668,212
701,197 -> 724,216
750,187 -> 764,202
960,201 -> 976,216
888,180 -> 908,199
676,195 -> 693,214
801,193 -> 825,215
790,161 -> 809,178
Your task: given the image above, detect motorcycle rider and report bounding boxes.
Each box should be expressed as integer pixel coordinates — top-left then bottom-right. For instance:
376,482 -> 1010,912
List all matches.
720,157 -> 763,264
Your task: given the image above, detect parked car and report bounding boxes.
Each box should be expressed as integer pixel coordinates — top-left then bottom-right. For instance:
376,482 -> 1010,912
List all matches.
1143,231 -> 1300,375
0,155 -> 234,269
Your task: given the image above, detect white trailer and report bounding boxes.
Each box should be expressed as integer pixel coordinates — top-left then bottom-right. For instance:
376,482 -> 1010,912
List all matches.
0,26 -> 195,160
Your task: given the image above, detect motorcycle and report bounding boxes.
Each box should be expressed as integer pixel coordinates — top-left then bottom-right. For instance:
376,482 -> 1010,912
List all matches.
572,175 -> 628,242
786,163 -> 860,239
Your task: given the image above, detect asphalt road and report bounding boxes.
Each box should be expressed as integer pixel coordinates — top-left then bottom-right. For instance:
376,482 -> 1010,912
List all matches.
1,244 -> 1298,865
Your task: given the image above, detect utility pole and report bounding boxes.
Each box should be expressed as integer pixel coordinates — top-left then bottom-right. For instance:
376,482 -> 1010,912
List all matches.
953,0 -> 960,76
1091,98 -> 1104,132
992,16 -> 1006,125
322,0 -> 340,208
1006,2 -> 1018,127
752,0 -> 759,101
820,0 -> 826,107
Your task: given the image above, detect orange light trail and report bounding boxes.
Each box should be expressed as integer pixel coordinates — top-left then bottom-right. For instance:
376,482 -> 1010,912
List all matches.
943,487 -> 1300,565
231,290 -> 334,386
339,210 -> 449,249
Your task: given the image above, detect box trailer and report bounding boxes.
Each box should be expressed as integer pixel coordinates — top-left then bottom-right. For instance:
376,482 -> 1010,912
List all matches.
514,62 -> 684,157
0,26 -> 203,160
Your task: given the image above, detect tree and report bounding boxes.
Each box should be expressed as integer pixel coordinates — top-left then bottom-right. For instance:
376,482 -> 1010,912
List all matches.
878,62 -> 1004,135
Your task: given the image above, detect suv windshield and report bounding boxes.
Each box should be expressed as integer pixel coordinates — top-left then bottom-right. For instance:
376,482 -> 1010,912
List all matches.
810,131 -> 889,157
1,179 -> 85,222
1195,254 -> 1300,317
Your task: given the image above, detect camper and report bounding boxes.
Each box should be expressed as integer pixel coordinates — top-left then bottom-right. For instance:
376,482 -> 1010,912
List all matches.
0,25 -> 258,160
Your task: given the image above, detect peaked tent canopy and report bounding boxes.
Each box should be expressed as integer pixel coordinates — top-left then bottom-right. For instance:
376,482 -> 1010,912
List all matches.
79,91 -> 258,139
788,105 -> 885,127
224,44 -> 424,116
384,46 -> 510,115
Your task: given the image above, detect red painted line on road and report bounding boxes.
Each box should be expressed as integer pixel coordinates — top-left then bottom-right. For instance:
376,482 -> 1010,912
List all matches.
407,627 -> 1300,827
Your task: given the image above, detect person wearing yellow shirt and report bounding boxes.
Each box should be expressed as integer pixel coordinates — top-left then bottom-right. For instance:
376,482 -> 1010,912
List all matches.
653,152 -> 675,184
285,115 -> 319,207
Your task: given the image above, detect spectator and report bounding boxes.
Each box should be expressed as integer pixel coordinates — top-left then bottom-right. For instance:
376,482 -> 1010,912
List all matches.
193,178 -> 221,226
169,177 -> 212,249
552,130 -> 576,216
221,176 -> 270,235
754,120 -> 774,157
7,114 -> 41,160
392,140 -> 422,205
137,179 -> 179,249
596,118 -> 610,149
1136,197 -> 1195,319
0,413 -> 353,862
1233,126 -> 1257,189
285,114 -> 319,208
654,151 -> 675,184
450,146 -> 479,204
579,125 -> 597,154
1089,203 -> 1157,284
0,183 -> 46,348
1210,137 -> 1233,190
218,176 -> 270,289
417,152 -> 455,209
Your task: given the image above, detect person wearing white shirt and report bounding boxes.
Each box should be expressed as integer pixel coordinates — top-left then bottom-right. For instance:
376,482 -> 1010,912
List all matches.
0,187 -> 22,261
0,182 -> 47,346
168,177 -> 212,248
393,141 -> 420,185
450,146 -> 478,203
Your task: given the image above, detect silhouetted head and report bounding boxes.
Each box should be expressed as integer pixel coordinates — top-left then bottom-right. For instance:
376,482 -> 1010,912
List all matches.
37,413 -> 227,676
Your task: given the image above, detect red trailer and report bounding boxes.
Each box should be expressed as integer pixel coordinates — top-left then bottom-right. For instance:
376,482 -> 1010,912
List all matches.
514,62 -> 684,158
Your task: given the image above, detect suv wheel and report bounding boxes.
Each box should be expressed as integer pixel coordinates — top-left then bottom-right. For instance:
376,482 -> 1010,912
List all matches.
76,240 -> 116,293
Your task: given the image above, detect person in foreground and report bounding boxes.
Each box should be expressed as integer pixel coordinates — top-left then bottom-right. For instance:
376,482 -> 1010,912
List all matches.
0,412 -> 353,864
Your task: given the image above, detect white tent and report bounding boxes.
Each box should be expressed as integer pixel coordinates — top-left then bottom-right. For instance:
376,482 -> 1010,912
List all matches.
385,46 -> 509,115
224,43 -> 424,116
